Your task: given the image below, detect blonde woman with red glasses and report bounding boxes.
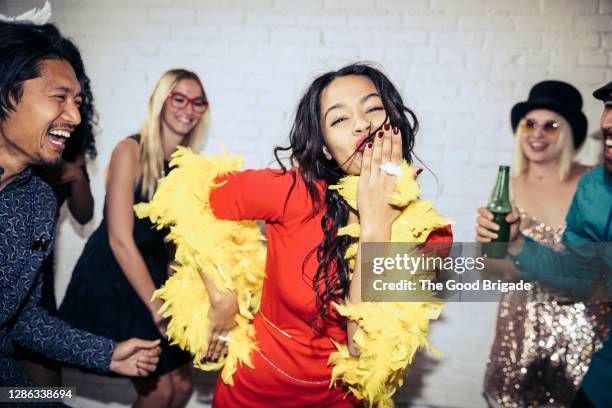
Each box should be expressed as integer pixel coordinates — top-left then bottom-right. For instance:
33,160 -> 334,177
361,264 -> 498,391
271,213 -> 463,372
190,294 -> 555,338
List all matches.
477,81 -> 610,408
60,69 -> 210,408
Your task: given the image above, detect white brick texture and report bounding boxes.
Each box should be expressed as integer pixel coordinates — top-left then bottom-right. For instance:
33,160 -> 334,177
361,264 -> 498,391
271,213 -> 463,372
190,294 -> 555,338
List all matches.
1,0 -> 611,407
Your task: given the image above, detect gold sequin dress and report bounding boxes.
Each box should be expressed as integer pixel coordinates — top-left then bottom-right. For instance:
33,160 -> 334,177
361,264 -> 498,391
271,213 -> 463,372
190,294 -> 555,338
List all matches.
483,208 -> 610,408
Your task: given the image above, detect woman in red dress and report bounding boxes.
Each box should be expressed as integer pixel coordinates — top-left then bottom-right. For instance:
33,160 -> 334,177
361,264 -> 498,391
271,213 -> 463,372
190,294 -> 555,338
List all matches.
139,63 -> 453,407
199,64 -> 453,407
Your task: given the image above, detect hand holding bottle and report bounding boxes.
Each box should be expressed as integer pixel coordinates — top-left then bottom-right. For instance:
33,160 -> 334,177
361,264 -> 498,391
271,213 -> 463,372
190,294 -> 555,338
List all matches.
476,207 -> 521,243
480,166 -> 515,258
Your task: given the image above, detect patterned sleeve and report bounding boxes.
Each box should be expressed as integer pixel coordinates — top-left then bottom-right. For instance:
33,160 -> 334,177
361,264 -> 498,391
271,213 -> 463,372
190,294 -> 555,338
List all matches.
8,271 -> 116,373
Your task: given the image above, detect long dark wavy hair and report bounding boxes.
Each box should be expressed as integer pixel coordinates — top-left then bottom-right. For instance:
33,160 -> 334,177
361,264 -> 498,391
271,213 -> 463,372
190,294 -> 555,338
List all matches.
273,63 -> 419,330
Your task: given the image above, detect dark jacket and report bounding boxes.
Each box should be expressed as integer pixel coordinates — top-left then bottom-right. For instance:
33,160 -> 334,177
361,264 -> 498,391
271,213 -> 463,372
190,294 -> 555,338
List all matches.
0,168 -> 115,386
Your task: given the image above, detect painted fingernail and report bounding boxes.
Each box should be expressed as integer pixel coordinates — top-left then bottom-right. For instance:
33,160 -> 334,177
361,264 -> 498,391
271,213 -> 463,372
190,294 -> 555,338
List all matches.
377,131 -> 383,138
368,143 -> 373,148
416,168 -> 423,175
384,123 -> 391,131
393,127 -> 399,135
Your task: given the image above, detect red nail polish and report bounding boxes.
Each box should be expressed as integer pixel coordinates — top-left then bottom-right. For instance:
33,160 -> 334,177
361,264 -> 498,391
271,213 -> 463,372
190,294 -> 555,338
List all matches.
416,168 -> 423,175
393,127 -> 399,135
384,123 -> 391,131
378,131 -> 383,138
368,143 -> 373,148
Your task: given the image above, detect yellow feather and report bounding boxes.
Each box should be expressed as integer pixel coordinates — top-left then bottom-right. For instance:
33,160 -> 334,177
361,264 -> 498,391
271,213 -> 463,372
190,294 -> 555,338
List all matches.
137,149 -> 453,407
135,147 -> 265,383
326,161 -> 453,407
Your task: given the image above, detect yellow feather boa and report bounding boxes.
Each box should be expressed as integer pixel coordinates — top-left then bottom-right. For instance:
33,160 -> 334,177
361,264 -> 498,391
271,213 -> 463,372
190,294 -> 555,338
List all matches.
134,147 -> 266,384
135,148 -> 452,406
327,161 -> 452,407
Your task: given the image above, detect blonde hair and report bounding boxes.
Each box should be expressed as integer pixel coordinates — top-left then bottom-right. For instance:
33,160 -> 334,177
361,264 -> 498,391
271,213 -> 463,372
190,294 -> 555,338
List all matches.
138,69 -> 210,199
511,113 -> 575,181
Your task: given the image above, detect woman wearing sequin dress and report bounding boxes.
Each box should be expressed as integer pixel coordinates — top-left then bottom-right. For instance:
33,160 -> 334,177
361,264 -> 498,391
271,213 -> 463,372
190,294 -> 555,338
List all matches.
60,69 -> 210,408
477,81 -> 610,407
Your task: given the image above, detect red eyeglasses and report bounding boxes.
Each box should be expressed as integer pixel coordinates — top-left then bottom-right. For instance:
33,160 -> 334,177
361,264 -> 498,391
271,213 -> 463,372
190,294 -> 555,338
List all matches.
167,92 -> 209,113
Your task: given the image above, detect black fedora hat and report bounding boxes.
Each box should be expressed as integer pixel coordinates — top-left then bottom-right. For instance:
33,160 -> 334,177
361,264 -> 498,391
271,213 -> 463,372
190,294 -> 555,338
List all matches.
511,80 -> 588,149
593,81 -> 612,101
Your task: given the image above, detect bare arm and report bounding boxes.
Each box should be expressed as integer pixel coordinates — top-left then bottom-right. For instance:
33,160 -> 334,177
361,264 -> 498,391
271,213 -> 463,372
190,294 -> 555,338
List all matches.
106,139 -> 164,333
65,155 -> 94,224
200,272 -> 238,362
347,125 -> 401,357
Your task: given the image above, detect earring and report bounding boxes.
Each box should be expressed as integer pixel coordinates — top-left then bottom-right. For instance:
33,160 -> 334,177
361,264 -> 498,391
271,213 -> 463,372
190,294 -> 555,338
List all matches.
322,146 -> 332,161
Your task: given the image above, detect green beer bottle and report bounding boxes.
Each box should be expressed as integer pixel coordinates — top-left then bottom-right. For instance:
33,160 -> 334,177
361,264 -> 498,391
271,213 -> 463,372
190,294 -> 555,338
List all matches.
482,165 -> 512,258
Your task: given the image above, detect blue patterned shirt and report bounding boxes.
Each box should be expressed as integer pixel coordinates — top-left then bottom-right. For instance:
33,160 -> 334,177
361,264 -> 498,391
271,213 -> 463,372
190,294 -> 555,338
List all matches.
0,167 -> 116,386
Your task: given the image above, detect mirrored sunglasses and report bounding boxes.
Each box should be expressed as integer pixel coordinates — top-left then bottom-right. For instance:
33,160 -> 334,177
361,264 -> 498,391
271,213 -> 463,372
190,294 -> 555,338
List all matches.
521,118 -> 560,135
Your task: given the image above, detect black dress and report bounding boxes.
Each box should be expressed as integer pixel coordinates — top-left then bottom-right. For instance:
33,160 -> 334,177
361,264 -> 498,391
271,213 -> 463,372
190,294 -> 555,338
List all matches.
59,135 -> 191,376
39,166 -> 86,315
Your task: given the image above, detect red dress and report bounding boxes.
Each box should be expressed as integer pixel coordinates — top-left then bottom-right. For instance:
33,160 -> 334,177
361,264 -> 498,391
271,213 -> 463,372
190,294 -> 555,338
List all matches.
209,169 -> 452,407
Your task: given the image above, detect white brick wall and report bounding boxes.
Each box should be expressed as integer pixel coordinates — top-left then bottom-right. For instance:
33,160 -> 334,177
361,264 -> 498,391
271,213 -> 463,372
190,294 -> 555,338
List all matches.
2,0 -> 611,407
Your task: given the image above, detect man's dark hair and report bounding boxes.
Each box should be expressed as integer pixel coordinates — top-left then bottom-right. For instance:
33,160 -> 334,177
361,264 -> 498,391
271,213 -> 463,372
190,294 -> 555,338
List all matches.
0,21 -> 71,121
37,24 -> 98,160
0,21 -> 97,159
